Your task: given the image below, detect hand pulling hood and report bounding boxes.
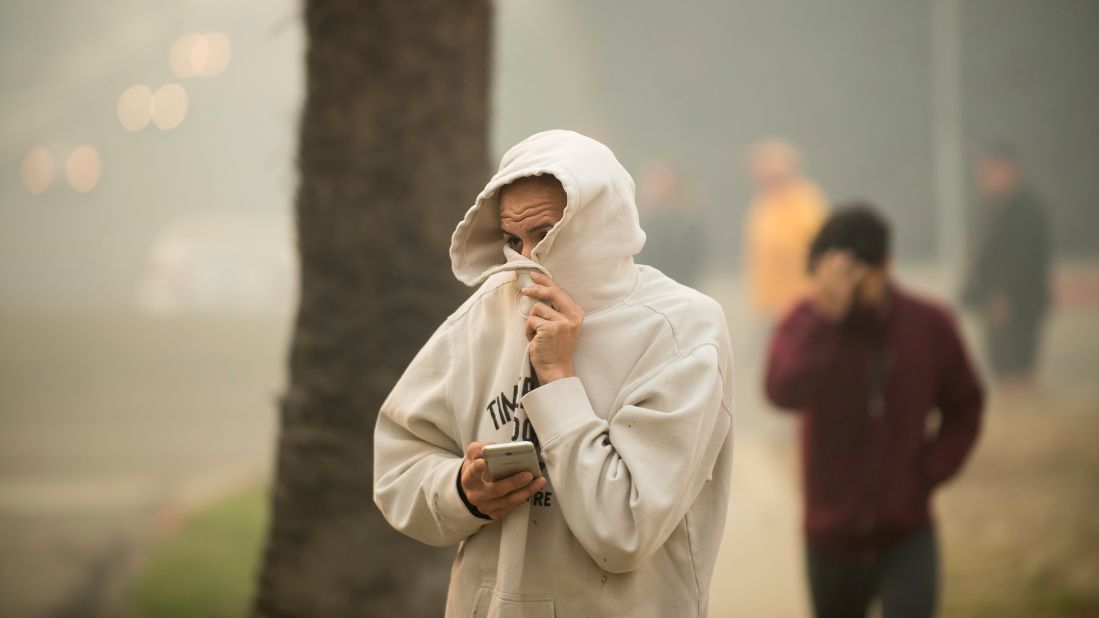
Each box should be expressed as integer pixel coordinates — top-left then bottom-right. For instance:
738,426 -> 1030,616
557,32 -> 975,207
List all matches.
450,130 -> 647,313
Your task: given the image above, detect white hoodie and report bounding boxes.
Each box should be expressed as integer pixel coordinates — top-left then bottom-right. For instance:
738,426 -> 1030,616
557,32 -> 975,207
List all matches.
374,130 -> 734,618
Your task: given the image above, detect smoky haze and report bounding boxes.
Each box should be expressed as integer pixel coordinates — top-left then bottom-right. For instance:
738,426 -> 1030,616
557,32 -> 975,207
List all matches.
4,0 -> 1098,310
1,0 -> 302,311
496,0 -> 1099,263
1,1 -> 1097,616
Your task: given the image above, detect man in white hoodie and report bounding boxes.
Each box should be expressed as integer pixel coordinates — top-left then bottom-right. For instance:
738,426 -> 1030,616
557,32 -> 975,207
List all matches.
374,130 -> 734,617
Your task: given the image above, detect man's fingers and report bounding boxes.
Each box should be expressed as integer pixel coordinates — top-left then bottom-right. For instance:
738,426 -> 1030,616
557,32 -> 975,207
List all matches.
529,302 -> 564,322
465,458 -> 489,486
524,286 -> 581,322
482,477 -> 547,515
477,471 -> 534,500
849,263 -> 869,285
525,315 -> 551,341
470,472 -> 541,509
529,271 -> 553,286
465,441 -> 491,461
521,283 -> 558,305
471,458 -> 488,477
525,273 -> 583,319
490,471 -> 535,496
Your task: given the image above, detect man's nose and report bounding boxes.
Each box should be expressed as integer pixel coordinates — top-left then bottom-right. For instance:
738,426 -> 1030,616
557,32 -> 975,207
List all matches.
522,243 -> 534,259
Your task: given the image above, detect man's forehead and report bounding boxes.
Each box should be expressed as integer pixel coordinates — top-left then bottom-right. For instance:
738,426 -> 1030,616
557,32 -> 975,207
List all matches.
499,201 -> 564,237
499,175 -> 565,201
498,176 -> 566,220
501,199 -> 561,218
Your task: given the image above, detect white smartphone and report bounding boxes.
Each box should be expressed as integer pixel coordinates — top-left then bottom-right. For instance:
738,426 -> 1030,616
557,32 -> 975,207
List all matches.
482,441 -> 542,481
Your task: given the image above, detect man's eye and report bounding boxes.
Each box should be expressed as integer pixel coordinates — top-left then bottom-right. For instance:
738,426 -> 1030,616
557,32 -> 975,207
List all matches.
538,231 -> 549,241
506,236 -> 522,248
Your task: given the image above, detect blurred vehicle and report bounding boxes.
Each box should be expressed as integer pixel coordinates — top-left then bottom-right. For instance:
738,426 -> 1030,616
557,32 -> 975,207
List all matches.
137,212 -> 296,315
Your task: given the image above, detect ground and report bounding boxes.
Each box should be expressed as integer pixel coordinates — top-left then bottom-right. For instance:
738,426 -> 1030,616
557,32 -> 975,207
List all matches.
0,312 -> 280,617
0,262 -> 1096,616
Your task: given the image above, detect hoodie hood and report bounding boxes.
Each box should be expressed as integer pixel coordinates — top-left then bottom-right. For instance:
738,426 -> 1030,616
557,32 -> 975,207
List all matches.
450,130 -> 647,313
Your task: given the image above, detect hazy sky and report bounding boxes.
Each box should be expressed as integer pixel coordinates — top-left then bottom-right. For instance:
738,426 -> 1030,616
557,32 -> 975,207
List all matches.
1,0 -> 302,309
3,0 -> 1096,310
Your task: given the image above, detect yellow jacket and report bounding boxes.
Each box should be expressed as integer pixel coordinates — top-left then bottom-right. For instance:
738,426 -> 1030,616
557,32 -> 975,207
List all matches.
743,179 -> 827,319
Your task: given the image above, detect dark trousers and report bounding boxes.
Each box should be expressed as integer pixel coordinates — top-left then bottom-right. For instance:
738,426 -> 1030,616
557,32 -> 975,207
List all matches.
806,528 -> 938,618
988,316 -> 1043,378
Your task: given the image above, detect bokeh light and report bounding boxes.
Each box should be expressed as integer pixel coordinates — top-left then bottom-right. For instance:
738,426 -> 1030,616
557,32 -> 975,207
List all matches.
198,32 -> 231,77
20,147 -> 55,195
65,145 -> 102,193
152,84 -> 189,130
169,32 -> 232,79
117,85 -> 154,131
169,33 -> 202,78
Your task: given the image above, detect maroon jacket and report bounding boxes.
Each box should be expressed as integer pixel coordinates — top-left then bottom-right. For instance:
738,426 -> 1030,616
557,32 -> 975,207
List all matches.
766,286 -> 984,558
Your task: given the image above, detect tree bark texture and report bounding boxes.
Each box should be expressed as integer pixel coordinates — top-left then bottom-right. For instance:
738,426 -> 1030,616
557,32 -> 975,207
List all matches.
254,1 -> 490,615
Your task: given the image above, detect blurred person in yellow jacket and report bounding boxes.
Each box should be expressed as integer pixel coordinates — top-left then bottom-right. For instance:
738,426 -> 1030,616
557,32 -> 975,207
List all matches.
743,139 -> 828,323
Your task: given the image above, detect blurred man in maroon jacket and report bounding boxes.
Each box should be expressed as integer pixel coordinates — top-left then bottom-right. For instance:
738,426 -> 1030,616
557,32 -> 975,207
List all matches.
766,203 -> 984,618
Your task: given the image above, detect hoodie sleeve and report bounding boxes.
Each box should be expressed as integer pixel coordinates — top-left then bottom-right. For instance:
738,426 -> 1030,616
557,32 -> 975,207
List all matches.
765,302 -> 839,410
921,312 -> 985,487
373,324 -> 490,547
521,344 -> 730,574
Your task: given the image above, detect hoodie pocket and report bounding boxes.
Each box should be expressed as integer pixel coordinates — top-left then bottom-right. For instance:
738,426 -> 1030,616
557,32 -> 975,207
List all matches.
469,584 -> 556,618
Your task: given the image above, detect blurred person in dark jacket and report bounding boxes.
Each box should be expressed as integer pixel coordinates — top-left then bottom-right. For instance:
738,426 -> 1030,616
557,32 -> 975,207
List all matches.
635,160 -> 706,288
766,204 -> 985,618
962,146 -> 1052,391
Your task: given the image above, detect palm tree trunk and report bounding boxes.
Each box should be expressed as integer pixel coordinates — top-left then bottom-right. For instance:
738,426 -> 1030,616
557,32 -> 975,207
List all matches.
253,1 -> 490,615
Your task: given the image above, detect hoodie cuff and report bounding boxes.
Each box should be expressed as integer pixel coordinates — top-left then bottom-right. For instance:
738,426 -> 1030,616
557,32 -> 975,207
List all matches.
456,462 -> 493,520
431,458 -> 492,537
522,376 -> 598,445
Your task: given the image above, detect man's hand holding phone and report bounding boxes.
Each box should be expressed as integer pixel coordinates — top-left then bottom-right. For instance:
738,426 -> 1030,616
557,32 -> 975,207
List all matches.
460,441 -> 546,520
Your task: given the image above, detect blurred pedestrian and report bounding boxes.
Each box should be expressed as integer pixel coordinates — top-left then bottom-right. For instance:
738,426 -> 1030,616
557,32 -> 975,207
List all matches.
636,160 -> 706,287
742,139 -> 828,323
962,145 -> 1052,392
766,204 -> 985,618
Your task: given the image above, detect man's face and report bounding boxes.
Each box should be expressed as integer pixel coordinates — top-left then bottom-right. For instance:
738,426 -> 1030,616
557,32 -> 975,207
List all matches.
977,156 -> 1019,201
748,141 -> 799,194
750,154 -> 793,192
499,177 -> 567,259
855,260 -> 891,310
